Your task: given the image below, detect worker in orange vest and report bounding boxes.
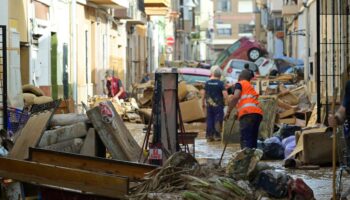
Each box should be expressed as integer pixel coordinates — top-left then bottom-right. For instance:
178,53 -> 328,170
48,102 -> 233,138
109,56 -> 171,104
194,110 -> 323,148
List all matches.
225,70 -> 263,149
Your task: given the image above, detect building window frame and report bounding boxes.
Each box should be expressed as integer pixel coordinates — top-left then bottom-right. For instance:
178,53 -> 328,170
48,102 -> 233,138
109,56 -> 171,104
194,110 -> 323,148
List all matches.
217,0 -> 232,13
216,23 -> 232,36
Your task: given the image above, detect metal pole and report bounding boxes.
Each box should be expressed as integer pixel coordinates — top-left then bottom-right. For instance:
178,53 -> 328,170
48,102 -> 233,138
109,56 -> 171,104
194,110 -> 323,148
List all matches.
71,0 -> 77,105
316,0 -> 321,122
1,26 -> 8,130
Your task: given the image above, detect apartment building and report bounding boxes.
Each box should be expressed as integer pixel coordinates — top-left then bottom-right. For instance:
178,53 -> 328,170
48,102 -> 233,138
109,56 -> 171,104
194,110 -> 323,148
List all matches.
211,0 -> 255,55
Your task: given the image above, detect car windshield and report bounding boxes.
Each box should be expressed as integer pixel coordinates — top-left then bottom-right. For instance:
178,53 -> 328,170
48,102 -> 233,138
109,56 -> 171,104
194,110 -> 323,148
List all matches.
179,74 -> 209,84
254,57 -> 266,66
213,41 -> 241,67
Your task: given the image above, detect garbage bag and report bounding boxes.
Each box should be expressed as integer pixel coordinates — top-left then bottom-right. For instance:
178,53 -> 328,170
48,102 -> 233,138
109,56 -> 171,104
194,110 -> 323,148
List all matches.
282,135 -> 296,148
282,136 -> 296,158
226,148 -> 263,180
265,136 -> 282,145
254,169 -> 292,198
262,142 -> 285,160
279,124 -> 301,139
288,178 -> 315,200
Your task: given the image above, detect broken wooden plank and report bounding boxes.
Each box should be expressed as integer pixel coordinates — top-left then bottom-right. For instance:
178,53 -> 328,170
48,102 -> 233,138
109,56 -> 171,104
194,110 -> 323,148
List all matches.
307,105 -> 317,126
49,113 -> 88,127
80,128 -> 96,156
42,138 -> 84,153
0,157 -> 129,198
278,116 -> 296,125
38,122 -> 87,147
10,110 -> 54,160
259,97 -> 278,139
278,91 -> 299,106
277,98 -> 294,110
87,101 -> 143,161
278,108 -> 296,119
29,148 -> 156,180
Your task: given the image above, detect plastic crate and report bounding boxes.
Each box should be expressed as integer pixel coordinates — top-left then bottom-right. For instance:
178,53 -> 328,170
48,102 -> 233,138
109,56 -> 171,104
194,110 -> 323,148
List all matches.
7,107 -> 30,136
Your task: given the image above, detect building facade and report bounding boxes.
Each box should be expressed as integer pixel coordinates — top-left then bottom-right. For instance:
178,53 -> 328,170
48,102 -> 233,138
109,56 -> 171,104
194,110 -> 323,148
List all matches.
211,0 -> 255,56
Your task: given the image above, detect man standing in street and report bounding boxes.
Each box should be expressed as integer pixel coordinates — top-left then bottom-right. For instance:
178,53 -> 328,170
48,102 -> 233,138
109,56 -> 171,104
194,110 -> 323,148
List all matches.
105,69 -> 127,100
225,70 -> 263,148
244,63 -> 254,79
203,66 -> 226,142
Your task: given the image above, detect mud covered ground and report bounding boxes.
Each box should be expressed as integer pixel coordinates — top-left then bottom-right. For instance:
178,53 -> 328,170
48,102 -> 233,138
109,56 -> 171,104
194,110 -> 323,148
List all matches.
125,122 -> 350,200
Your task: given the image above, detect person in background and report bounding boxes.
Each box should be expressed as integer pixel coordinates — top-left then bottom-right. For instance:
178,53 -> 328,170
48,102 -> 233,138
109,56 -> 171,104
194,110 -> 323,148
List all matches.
225,70 -> 263,149
244,63 -> 254,79
202,66 -> 227,142
105,69 -> 127,100
141,73 -> 150,83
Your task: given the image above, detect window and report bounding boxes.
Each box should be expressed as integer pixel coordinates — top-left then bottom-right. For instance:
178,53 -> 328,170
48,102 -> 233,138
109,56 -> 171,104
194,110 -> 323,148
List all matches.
217,0 -> 231,12
227,41 -> 241,54
238,0 -> 253,13
239,24 -> 254,34
216,23 -> 232,36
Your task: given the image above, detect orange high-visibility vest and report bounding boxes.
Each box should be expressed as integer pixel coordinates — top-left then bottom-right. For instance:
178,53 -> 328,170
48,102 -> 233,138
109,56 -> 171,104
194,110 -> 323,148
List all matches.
236,80 -> 263,119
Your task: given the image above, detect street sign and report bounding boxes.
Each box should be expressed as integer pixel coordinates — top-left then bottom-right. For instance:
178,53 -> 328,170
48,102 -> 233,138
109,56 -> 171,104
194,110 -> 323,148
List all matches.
166,37 -> 175,46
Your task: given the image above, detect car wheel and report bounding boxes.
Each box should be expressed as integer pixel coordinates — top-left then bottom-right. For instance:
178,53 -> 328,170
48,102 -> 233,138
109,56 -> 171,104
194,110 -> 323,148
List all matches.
248,48 -> 261,62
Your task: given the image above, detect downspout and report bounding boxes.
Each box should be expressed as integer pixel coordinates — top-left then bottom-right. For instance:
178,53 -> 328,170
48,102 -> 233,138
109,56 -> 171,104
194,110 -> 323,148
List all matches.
304,2 -> 310,83
71,0 -> 77,104
316,0 -> 321,122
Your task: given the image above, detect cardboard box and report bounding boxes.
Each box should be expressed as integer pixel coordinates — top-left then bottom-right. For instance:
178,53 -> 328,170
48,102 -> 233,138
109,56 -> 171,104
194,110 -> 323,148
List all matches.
180,97 -> 206,123
178,81 -> 188,101
300,128 -> 333,165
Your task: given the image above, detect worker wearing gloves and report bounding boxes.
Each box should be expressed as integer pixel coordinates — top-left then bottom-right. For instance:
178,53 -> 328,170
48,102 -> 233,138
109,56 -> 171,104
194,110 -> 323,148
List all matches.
225,70 -> 263,149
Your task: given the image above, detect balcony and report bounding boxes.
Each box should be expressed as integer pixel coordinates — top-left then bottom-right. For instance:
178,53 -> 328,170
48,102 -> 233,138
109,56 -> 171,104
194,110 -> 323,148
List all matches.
282,4 -> 299,16
144,0 -> 170,8
88,0 -> 129,8
145,7 -> 169,16
144,0 -> 169,15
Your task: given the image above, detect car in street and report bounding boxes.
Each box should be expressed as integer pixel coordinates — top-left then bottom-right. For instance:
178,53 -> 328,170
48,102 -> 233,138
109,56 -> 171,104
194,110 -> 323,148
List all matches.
222,59 -> 259,84
255,56 -> 304,77
213,37 -> 268,70
177,67 -> 211,84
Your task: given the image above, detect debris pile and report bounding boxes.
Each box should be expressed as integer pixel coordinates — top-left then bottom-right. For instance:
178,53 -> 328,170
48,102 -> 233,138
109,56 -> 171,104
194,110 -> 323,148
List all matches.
89,96 -> 142,123
129,151 -> 254,200
22,84 -> 53,106
129,149 -> 315,200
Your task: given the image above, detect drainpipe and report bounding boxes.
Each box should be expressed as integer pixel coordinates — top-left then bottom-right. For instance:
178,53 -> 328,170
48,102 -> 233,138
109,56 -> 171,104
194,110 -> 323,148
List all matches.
304,1 -> 310,84
71,0 -> 77,105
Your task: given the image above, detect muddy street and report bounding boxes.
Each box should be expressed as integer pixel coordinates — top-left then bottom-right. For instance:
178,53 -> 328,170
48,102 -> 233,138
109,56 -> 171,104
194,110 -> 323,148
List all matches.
126,122 -> 350,200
